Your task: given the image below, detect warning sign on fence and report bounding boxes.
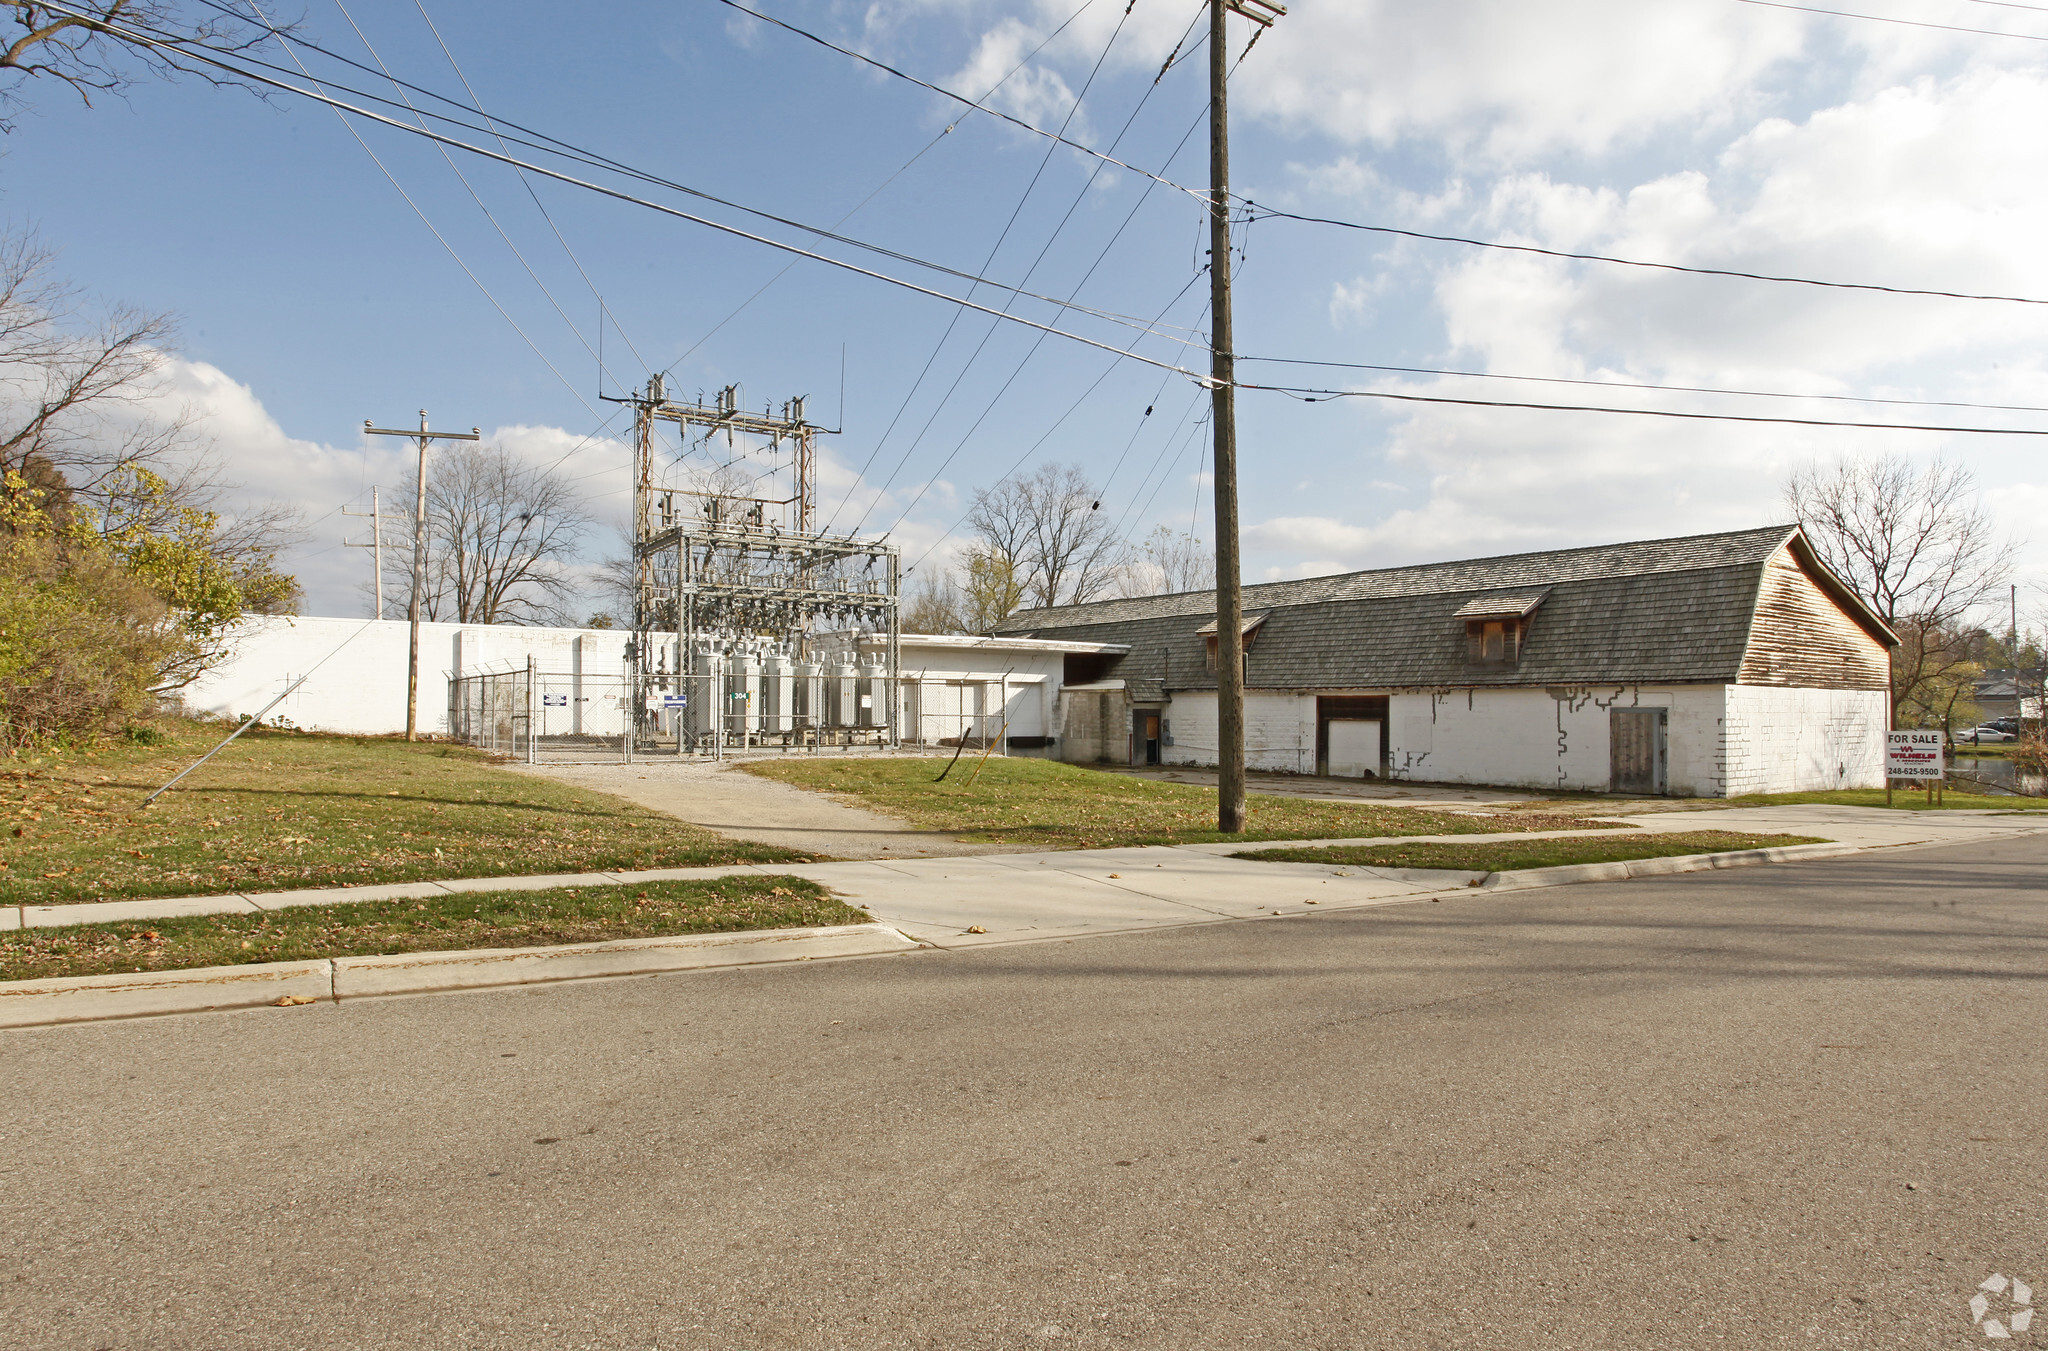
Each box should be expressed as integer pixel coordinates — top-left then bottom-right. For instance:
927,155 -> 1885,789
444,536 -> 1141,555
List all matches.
1886,729 -> 1946,780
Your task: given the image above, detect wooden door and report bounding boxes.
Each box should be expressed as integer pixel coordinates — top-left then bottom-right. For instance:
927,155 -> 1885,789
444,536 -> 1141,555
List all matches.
1610,708 -> 1667,794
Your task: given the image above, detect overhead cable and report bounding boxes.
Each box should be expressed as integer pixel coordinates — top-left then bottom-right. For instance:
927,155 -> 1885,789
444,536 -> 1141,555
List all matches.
411,0 -> 654,382
708,0 -> 1210,205
131,4 -> 1205,347
1733,0 -> 2048,40
1244,382 -> 2048,435
43,1 -> 1220,380
1246,204 -> 2048,307
1235,355 -> 2048,415
666,0 -> 1108,402
70,3 -> 2048,444
195,0 -> 2048,315
845,0 -> 1146,536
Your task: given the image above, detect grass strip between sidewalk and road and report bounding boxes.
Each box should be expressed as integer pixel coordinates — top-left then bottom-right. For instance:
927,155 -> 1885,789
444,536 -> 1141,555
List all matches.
4,722 -> 808,908
741,756 -> 1628,849
1233,830 -> 1828,872
0,876 -> 863,983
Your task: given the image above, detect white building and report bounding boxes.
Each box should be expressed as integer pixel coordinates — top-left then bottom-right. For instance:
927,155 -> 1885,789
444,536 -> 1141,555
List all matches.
179,615 -> 1123,756
992,526 -> 1898,797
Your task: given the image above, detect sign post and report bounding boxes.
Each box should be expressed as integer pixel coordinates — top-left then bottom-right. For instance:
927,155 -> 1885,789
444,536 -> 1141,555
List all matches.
1885,729 -> 1945,807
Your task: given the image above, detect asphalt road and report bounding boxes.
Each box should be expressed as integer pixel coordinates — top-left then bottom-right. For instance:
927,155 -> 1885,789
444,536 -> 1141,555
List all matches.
3,835 -> 2045,1350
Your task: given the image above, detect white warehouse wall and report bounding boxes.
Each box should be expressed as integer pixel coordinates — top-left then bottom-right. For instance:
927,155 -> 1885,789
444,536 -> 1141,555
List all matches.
1386,685 -> 1729,795
1148,682 -> 1880,796
185,618 -> 1086,744
179,616 -> 631,736
1721,686 -> 1887,793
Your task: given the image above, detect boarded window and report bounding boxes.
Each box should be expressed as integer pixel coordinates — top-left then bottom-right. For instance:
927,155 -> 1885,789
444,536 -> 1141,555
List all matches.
1465,618 -> 1522,666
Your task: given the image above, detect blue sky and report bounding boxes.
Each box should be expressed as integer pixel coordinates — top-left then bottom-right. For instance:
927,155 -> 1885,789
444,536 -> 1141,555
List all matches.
5,0 -> 2045,622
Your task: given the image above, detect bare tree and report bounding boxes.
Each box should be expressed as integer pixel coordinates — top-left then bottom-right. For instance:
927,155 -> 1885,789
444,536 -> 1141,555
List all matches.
900,567 -> 964,635
386,444 -> 594,625
1137,525 -> 1215,595
966,461 -> 1125,615
1,2 -> 292,131
0,230 -> 184,497
1785,453 -> 2021,729
0,226 -> 303,594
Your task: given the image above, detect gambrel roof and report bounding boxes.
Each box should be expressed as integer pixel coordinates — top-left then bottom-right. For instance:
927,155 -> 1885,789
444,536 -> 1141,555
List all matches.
993,525 -> 1894,692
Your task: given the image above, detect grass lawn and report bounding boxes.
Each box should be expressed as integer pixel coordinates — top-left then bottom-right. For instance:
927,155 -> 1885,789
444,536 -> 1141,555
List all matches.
0,875 -> 863,983
1724,788 -> 2048,811
4,722 -> 806,907
741,755 -> 1628,849
1234,830 -> 1827,873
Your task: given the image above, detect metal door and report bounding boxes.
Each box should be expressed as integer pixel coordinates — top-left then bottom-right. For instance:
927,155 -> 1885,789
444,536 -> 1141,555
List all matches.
1610,708 -> 1668,794
1326,718 -> 1382,778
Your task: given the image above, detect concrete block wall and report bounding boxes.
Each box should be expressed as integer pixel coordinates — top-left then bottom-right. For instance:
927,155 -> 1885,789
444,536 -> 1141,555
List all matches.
1721,686 -> 1887,793
1058,688 -> 1125,763
1386,685 -> 1730,795
180,615 -> 630,737
1160,692 -> 1215,768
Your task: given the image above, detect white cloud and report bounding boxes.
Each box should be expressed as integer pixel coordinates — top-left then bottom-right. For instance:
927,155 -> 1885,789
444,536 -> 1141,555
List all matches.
1235,0 -> 1808,159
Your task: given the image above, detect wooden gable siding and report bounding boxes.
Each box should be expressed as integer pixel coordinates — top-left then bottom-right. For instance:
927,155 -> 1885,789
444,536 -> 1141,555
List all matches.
1737,548 -> 1889,690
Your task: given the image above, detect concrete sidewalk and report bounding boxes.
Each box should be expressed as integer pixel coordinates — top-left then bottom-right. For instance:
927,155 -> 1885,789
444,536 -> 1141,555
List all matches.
11,802 -> 2043,944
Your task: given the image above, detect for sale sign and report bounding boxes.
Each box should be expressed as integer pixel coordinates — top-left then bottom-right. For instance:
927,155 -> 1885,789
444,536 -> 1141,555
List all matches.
1886,729 -> 1946,780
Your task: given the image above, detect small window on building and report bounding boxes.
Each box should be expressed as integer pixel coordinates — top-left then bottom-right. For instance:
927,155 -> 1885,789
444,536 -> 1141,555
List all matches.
1200,612 -> 1268,674
1466,618 -> 1523,666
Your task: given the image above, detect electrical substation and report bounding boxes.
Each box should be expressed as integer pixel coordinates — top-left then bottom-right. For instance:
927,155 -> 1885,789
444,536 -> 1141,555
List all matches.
618,375 -> 901,755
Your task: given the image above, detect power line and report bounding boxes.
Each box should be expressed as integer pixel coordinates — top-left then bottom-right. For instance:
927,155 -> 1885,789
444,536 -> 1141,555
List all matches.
704,0 -> 2048,312
845,0 -> 1149,536
234,0 -> 599,419
411,0 -> 652,383
51,2 -> 1223,383
74,4 -> 2048,449
709,0 -> 1209,205
1236,355 -> 2048,415
1247,203 -> 2048,307
129,5 -> 1206,349
194,0 -> 2048,318
1245,381 -> 2048,435
328,0 -> 606,420
1733,0 -> 2048,41
861,13 -> 1204,537
659,0 -> 1107,401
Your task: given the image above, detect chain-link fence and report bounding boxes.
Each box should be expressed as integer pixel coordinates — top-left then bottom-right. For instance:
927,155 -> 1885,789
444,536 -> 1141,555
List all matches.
450,665 -> 1036,763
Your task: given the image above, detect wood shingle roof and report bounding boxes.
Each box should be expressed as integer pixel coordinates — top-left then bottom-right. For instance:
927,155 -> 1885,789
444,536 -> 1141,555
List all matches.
992,525 -> 1885,692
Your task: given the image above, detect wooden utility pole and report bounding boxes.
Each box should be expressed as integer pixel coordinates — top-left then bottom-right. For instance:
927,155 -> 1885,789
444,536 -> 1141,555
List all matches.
365,412 -> 481,740
341,486 -> 388,618
1208,0 -> 1283,833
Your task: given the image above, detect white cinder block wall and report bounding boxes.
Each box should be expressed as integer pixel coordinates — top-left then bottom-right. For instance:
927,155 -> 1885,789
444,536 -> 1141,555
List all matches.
1384,685 -> 1729,794
179,616 -> 632,737
1148,682 -> 1876,795
1721,687 -> 1887,793
185,618 -> 1082,745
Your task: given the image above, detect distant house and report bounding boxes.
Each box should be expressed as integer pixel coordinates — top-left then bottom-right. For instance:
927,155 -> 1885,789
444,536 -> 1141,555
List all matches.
1972,669 -> 2045,724
992,525 -> 1898,797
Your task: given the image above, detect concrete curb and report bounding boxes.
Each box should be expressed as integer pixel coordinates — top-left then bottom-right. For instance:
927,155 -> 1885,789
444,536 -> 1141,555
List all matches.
0,959 -> 332,1030
330,923 -> 918,1000
1478,840 -> 1865,891
0,923 -> 919,1030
